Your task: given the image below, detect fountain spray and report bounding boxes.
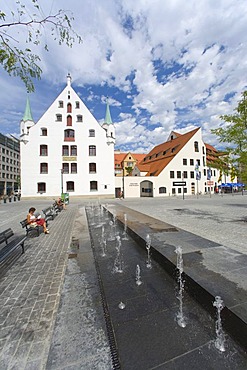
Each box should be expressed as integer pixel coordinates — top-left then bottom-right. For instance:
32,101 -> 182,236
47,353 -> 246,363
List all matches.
213,296 -> 226,352
175,246 -> 187,328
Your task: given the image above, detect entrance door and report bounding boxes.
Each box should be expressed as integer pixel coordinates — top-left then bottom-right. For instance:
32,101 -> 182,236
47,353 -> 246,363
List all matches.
140,181 -> 153,197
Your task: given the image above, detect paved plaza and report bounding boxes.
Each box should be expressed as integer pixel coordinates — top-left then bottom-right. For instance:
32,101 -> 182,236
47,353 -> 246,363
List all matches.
0,193 -> 246,369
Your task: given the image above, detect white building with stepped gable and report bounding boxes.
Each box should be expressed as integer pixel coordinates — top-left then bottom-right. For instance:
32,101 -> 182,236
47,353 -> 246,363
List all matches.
20,74 -> 115,198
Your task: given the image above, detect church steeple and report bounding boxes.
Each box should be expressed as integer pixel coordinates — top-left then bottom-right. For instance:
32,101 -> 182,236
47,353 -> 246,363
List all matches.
22,96 -> 34,122
20,95 -> 35,144
104,98 -> 112,124
102,97 -> 115,146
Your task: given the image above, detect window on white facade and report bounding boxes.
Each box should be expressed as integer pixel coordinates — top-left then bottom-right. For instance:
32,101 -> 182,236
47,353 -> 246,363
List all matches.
71,163 -> 77,174
89,129 -> 95,137
37,182 -> 46,193
64,129 -> 75,140
41,128 -> 47,136
62,145 -> 69,156
62,163 -> 69,173
66,181 -> 74,192
89,145 -> 96,156
89,163 -> 96,173
90,181 -> 98,191
194,141 -> 199,152
40,145 -> 48,156
77,115 -> 83,122
40,163 -> 48,174
71,146 -> 77,156
159,187 -> 166,193
56,114 -> 62,121
67,103 -> 72,113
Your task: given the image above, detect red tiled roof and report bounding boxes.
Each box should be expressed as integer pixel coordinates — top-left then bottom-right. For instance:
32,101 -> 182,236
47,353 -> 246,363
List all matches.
139,127 -> 200,176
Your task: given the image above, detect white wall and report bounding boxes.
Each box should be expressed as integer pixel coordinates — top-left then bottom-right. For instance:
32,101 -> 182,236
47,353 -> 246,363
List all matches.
21,81 -> 115,197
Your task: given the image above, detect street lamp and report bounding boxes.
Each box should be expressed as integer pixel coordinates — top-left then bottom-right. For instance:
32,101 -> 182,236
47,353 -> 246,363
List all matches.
122,166 -> 125,199
182,172 -> 185,200
61,169 -> 64,195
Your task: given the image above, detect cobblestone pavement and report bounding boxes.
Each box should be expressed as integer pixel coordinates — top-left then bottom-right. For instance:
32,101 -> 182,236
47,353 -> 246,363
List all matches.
0,200 -> 111,370
0,194 -> 246,369
0,201 -> 77,369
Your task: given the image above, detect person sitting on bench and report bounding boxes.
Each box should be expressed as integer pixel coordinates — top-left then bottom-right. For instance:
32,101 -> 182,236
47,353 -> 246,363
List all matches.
57,197 -> 66,210
27,207 -> 49,234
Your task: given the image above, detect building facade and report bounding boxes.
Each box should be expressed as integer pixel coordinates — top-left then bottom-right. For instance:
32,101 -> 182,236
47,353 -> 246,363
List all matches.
0,133 -> 20,197
20,75 -> 115,198
115,127 -> 234,197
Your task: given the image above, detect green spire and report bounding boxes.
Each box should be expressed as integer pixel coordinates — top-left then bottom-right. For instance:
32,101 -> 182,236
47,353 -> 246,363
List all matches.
22,96 -> 34,122
104,98 -> 112,124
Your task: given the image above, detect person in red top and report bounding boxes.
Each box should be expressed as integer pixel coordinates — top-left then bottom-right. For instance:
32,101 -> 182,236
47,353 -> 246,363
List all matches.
27,207 -> 49,234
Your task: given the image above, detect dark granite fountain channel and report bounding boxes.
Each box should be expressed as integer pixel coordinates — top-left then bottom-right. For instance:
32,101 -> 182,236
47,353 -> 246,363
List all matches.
86,206 -> 247,370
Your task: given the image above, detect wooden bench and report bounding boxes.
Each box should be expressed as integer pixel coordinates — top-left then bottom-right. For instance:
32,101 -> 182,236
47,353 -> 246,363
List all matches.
20,219 -> 41,237
0,228 -> 27,270
42,206 -> 57,222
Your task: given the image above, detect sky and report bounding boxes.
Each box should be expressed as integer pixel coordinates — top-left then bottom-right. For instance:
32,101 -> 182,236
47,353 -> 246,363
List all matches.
1,0 -> 247,154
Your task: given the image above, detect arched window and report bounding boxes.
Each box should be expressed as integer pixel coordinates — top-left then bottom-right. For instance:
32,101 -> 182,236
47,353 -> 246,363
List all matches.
67,103 -> 72,113
89,145 -> 96,156
194,141 -> 199,152
67,115 -> 72,126
40,163 -> 48,174
90,181 -> 98,191
64,129 -> 75,141
159,187 -> 166,194
66,181 -> 74,192
40,145 -> 48,156
89,163 -> 96,173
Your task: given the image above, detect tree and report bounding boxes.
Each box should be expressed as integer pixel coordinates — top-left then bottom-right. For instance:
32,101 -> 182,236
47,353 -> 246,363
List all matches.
211,91 -> 247,183
0,0 -> 82,92
125,166 -> 133,176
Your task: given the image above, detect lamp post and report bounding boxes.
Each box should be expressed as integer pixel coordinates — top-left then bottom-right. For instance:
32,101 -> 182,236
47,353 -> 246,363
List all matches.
182,172 -> 185,200
61,169 -> 64,195
122,166 -> 125,199
195,162 -> 199,199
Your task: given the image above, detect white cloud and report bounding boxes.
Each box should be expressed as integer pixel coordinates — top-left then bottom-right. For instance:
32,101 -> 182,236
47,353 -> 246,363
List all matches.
0,0 -> 247,152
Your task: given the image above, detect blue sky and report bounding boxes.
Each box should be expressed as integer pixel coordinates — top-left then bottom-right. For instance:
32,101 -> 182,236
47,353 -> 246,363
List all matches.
1,0 -> 247,153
